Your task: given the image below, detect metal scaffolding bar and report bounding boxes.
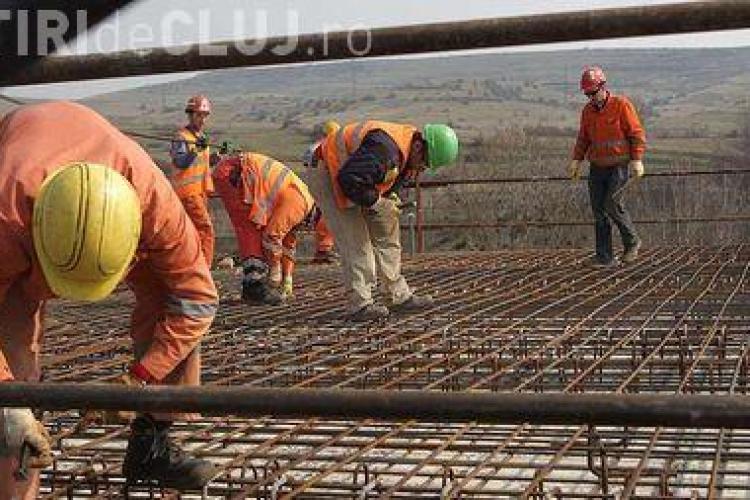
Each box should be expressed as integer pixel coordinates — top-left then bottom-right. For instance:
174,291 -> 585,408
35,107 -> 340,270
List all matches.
3,383 -> 750,428
4,1 -> 750,85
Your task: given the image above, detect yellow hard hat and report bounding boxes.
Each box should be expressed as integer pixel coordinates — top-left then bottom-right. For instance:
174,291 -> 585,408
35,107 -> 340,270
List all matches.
32,163 -> 142,301
322,120 -> 341,135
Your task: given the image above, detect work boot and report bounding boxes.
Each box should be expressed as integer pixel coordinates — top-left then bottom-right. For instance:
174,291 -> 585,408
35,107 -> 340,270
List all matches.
123,415 -> 216,491
592,256 -> 619,268
390,294 -> 434,313
346,303 -> 389,322
622,239 -> 642,264
312,250 -> 339,264
242,281 -> 283,306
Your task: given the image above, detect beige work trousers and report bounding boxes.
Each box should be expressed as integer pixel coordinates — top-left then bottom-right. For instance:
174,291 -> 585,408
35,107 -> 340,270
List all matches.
306,167 -> 412,313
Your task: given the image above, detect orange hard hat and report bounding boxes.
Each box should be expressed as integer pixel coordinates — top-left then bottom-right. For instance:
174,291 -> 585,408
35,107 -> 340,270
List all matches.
580,66 -> 607,94
185,95 -> 211,113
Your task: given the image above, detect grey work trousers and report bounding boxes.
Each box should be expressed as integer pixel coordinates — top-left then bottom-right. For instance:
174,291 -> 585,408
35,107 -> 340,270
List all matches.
306,167 -> 412,313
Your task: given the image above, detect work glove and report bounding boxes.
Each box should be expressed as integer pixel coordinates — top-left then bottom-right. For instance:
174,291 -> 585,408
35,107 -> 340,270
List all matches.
367,195 -> 400,217
281,276 -> 294,299
302,146 -> 316,168
629,160 -> 645,178
81,369 -> 148,426
219,140 -> 236,155
0,408 -> 53,469
568,160 -> 582,181
194,135 -> 209,152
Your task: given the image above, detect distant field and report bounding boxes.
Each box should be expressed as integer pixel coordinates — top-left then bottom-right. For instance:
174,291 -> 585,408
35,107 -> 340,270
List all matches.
75,47 -> 749,250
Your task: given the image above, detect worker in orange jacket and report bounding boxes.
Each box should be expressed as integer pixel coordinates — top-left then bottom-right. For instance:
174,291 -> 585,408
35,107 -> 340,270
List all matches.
168,95 -> 216,267
0,102 -> 218,497
306,120 -> 459,321
569,66 -> 646,266
303,120 -> 340,264
213,152 -> 316,304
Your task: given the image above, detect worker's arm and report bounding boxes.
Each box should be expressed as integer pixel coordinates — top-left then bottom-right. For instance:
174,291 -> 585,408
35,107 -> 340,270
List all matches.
169,133 -> 197,170
0,231 -> 29,381
571,108 -> 591,161
621,98 -> 646,160
337,130 -> 402,207
128,169 -> 218,382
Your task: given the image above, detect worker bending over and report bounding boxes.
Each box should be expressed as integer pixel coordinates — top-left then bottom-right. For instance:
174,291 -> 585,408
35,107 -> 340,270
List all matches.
213,152 -> 317,304
307,120 -> 459,321
0,101 -> 218,497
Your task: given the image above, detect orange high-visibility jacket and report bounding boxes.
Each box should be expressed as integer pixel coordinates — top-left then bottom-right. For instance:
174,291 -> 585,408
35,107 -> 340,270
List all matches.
572,94 -> 646,166
321,120 -> 417,209
0,101 -> 218,382
240,152 -> 314,227
169,127 -> 214,198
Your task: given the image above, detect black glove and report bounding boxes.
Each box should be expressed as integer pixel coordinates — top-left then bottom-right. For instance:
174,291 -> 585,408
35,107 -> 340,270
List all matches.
195,136 -> 209,152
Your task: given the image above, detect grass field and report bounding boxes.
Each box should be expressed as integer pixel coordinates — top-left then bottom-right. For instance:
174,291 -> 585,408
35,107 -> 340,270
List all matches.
75,47 -> 750,250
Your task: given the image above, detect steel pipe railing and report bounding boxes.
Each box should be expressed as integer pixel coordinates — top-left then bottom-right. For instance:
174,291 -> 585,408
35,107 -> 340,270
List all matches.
2,383 -> 750,428
4,1 -> 750,85
405,168 -> 750,188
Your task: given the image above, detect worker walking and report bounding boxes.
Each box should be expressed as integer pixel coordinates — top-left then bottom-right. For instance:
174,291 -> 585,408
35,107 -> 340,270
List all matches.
0,101 -> 218,497
169,94 -> 216,266
213,152 -> 317,304
568,66 -> 646,266
307,120 -> 459,321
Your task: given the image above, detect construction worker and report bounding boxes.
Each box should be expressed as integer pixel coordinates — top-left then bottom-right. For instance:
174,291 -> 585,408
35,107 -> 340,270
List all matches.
169,94 -> 216,267
0,101 -> 218,496
569,66 -> 646,266
213,151 -> 317,304
304,120 -> 340,264
312,217 -> 337,263
307,121 -> 459,321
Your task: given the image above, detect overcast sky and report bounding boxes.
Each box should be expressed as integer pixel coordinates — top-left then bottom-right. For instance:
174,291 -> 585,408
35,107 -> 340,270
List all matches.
5,0 -> 750,99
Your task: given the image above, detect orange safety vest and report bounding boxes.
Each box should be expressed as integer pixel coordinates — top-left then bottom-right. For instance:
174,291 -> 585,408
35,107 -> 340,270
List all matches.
321,120 -> 417,209
240,152 -> 314,227
169,127 -> 214,198
572,95 -> 646,167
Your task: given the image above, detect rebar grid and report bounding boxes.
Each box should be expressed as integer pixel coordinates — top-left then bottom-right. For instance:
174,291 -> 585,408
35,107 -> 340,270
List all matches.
38,246 -> 750,498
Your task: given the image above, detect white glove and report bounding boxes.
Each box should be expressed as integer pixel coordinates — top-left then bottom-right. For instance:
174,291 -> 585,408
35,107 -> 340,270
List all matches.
629,160 -> 645,178
568,160 -> 582,181
282,276 -> 294,298
368,196 -> 400,216
0,408 -> 53,468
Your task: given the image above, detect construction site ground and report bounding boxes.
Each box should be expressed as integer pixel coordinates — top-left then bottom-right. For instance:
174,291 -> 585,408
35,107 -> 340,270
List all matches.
41,246 -> 750,499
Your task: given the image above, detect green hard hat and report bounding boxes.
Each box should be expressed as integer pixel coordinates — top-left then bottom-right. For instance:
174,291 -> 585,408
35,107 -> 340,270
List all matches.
423,124 -> 459,169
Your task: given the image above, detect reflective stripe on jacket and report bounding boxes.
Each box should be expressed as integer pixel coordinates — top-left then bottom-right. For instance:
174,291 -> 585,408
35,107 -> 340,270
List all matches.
240,153 -> 314,227
572,94 -> 646,167
0,101 -> 217,382
169,127 -> 214,198
321,120 -> 417,209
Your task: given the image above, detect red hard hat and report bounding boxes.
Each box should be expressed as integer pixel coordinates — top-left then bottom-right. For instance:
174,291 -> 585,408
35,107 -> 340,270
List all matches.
185,95 -> 211,113
580,66 -> 607,94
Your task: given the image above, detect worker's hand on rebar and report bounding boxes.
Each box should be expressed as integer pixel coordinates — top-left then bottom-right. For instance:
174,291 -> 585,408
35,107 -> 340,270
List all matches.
0,408 -> 53,469
629,160 -> 645,178
81,372 -> 146,425
568,160 -> 582,181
